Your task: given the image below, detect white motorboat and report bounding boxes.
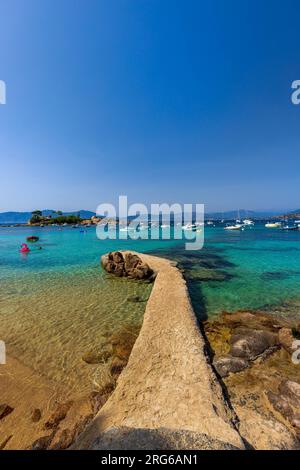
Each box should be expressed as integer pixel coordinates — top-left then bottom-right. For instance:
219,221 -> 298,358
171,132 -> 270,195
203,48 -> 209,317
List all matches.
243,219 -> 254,225
265,222 -> 281,228
224,223 -> 243,230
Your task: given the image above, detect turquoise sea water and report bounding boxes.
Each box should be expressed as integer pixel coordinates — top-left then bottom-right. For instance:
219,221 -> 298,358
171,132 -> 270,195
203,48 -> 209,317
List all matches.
152,223 -> 300,320
0,223 -> 300,393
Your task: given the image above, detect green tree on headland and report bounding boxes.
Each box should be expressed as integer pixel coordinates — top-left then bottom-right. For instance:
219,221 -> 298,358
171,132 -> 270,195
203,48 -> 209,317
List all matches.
30,210 -> 42,224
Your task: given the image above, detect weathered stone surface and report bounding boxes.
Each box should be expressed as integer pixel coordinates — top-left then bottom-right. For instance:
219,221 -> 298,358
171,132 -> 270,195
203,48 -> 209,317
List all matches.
101,251 -> 155,281
213,355 -> 249,378
0,404 -> 14,420
84,426 -> 242,450
230,328 -> 279,360
236,406 -> 299,450
279,380 -> 300,402
267,380 -> 300,433
278,328 -> 295,354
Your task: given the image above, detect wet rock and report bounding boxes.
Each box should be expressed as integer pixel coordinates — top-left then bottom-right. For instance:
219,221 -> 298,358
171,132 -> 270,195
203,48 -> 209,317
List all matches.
221,311 -> 289,332
230,328 -> 279,360
213,355 -> 249,378
0,404 -> 14,420
49,414 -> 94,450
31,408 -> 42,422
110,357 -> 127,376
44,401 -> 73,430
101,251 -> 155,281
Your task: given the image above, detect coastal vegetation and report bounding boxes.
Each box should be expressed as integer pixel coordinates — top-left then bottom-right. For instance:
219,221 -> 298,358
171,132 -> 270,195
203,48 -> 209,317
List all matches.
29,211 -> 82,226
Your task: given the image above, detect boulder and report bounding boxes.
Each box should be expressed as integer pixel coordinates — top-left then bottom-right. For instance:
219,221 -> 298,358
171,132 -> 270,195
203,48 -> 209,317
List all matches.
267,380 -> 300,433
236,406 -> 299,450
101,251 -> 155,281
230,328 -> 279,361
213,355 -> 249,378
278,328 -> 295,354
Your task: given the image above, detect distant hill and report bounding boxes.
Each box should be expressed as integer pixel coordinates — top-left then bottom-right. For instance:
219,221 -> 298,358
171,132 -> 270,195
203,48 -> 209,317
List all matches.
278,209 -> 300,219
0,210 -> 96,224
205,209 -> 284,220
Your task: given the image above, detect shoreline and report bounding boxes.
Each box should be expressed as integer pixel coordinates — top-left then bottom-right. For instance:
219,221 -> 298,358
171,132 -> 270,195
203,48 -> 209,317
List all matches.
73,252 -> 244,450
74,251 -> 300,450
1,251 -> 300,449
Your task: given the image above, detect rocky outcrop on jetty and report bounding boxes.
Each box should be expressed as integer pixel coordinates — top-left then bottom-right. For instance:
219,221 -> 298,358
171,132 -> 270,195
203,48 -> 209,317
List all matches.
101,251 -> 155,281
74,252 -> 244,450
205,310 -> 300,449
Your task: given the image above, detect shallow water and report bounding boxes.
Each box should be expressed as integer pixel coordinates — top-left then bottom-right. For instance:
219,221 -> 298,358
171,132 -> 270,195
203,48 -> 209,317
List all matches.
0,222 -> 300,395
0,226 -> 178,396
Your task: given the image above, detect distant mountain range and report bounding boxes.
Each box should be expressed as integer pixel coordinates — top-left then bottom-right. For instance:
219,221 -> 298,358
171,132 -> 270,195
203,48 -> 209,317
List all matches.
0,208 -> 298,224
0,210 -> 96,224
205,209 -> 286,220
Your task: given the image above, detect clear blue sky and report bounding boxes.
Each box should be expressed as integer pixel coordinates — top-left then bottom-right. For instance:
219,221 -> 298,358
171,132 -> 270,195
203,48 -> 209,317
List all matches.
0,0 -> 299,212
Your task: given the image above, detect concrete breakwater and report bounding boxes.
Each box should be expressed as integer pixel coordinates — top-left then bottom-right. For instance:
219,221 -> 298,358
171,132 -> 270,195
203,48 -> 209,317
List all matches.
74,252 -> 245,450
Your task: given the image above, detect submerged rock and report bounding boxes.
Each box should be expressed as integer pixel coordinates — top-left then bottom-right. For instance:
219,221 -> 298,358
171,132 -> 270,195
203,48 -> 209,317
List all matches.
126,295 -> 143,303
44,401 -> 73,430
82,345 -> 113,364
0,404 -> 14,420
101,251 -> 155,281
110,357 -> 127,376
31,408 -> 42,423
